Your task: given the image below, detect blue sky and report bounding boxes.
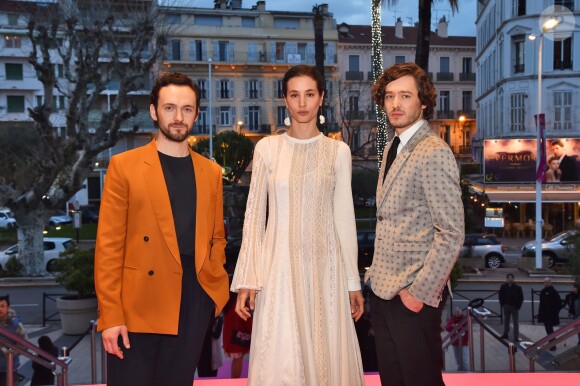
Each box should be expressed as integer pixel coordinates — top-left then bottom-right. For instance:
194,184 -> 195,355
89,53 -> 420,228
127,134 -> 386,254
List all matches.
180,0 -> 477,36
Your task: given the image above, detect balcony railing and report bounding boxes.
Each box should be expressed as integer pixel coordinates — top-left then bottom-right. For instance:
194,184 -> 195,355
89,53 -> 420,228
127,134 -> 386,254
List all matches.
458,145 -> 472,154
436,72 -> 454,81
514,64 -> 525,74
437,110 -> 455,119
345,111 -> 365,120
554,60 -> 573,70
246,124 -> 272,133
193,124 -> 217,135
367,111 -> 377,121
164,50 -> 336,66
345,71 -> 365,81
459,72 -> 476,81
457,110 -> 476,119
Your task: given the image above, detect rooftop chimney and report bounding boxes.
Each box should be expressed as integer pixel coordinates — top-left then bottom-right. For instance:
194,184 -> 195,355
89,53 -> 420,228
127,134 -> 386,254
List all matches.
395,17 -> 403,39
256,1 -> 266,11
230,0 -> 242,9
436,15 -> 448,38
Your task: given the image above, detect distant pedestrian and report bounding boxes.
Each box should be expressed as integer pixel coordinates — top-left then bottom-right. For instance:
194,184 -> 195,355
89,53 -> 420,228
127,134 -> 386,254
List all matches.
499,273 -> 524,341
31,335 -> 59,385
0,295 -> 26,386
222,293 -> 251,378
563,282 -> 580,345
445,307 -> 469,371
538,277 -> 561,350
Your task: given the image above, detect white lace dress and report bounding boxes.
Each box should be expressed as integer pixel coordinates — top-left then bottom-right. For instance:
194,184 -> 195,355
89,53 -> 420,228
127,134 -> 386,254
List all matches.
231,133 -> 364,386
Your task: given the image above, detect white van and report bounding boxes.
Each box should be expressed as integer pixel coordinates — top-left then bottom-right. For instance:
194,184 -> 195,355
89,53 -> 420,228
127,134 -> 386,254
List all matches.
0,208 -> 17,230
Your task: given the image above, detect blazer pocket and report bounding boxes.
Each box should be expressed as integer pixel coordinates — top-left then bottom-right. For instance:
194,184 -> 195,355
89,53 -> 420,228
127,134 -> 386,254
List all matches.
393,242 -> 430,264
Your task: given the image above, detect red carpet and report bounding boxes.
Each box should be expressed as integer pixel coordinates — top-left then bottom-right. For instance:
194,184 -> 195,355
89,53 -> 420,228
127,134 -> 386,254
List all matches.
80,372 -> 580,385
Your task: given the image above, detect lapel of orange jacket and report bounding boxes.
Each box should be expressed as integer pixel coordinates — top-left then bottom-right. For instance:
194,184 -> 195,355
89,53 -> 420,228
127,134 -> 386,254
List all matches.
142,141 -> 181,266
191,150 -> 208,275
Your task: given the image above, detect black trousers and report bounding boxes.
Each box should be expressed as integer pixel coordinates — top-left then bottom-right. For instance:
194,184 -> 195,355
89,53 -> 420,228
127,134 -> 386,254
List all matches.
107,254 -> 214,386
370,289 -> 447,386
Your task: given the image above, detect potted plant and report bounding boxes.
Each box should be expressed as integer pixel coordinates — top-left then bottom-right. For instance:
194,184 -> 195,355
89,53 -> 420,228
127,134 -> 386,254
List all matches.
53,247 -> 98,335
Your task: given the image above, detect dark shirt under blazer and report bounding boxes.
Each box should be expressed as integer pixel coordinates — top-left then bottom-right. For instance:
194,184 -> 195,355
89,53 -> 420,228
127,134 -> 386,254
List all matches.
367,121 -> 465,308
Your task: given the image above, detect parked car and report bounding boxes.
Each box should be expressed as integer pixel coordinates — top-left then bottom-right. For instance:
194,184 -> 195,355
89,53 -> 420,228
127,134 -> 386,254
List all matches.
48,210 -> 72,227
0,237 -> 76,273
460,234 -> 505,269
357,230 -> 375,272
0,208 -> 17,230
79,205 -> 99,223
521,230 -> 577,268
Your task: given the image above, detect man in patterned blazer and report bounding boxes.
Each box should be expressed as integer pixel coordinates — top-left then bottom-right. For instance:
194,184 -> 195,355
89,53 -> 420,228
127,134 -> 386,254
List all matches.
366,62 -> 464,386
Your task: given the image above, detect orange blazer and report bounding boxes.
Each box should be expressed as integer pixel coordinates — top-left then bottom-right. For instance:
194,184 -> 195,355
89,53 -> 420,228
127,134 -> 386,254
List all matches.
95,140 -> 229,334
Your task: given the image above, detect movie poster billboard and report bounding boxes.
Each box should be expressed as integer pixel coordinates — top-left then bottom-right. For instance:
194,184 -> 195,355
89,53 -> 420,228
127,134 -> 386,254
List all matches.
484,138 -> 580,183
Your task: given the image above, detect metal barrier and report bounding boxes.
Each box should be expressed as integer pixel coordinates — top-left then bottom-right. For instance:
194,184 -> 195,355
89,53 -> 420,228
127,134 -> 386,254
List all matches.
467,306 -> 518,372
530,288 -> 574,325
0,325 -> 70,386
450,289 -> 503,321
89,320 -> 107,384
523,318 -> 580,371
42,292 -> 69,326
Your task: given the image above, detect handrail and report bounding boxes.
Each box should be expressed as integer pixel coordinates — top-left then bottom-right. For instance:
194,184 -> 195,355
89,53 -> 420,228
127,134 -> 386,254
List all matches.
468,307 -> 518,372
523,318 -> 580,371
0,326 -> 70,386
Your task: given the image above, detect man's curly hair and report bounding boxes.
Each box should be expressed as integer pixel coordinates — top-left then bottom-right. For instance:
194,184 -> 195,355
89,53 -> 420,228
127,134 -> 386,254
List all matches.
371,63 -> 437,120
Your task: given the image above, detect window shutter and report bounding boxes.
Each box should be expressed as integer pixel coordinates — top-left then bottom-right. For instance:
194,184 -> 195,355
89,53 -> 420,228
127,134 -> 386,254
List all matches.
270,42 -> 276,62
258,80 -> 263,98
306,43 -> 315,64
212,41 -> 219,61
228,41 -> 235,61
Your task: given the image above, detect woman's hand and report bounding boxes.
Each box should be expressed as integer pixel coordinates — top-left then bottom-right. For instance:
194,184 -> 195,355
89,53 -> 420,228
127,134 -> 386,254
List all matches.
349,290 -> 364,322
235,288 -> 257,321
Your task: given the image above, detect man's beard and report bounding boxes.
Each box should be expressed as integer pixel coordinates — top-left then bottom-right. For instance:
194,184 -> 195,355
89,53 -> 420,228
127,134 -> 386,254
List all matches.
158,122 -> 192,143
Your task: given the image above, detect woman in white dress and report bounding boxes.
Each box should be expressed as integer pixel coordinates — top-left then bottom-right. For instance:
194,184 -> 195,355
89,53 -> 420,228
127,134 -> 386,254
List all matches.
231,65 -> 365,386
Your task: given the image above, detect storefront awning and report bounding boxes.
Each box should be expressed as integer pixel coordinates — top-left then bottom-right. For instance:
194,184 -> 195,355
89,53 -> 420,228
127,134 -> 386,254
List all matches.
469,182 -> 580,203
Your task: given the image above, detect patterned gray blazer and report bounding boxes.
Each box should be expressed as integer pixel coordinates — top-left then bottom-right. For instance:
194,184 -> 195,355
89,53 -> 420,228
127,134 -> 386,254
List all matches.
365,121 -> 465,308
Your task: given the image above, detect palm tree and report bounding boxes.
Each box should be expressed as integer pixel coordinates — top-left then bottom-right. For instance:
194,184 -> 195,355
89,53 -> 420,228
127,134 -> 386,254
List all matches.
415,0 -> 459,71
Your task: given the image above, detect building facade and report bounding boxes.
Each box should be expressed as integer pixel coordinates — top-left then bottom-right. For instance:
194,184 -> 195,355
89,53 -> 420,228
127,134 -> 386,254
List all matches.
160,0 -> 339,142
475,0 -> 580,231
337,18 -> 477,166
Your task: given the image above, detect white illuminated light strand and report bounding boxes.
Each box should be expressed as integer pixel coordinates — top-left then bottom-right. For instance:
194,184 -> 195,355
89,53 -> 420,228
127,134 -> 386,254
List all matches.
371,0 -> 388,170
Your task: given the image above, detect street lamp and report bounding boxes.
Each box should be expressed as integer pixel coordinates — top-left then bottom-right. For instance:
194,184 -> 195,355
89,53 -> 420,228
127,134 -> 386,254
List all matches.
528,17 -> 559,269
208,58 -> 213,160
458,115 -> 466,151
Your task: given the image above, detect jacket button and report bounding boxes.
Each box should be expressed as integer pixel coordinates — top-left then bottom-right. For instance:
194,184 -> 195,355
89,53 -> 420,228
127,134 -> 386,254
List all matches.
148,270 -> 154,276
377,216 -> 384,221
144,236 -> 149,242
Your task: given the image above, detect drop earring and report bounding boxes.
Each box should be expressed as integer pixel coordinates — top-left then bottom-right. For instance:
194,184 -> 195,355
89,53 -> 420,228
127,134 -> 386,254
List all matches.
284,116 -> 291,126
319,114 -> 325,124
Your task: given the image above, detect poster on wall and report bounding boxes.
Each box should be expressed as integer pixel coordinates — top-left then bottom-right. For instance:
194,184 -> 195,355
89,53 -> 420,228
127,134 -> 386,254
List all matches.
484,138 -> 580,183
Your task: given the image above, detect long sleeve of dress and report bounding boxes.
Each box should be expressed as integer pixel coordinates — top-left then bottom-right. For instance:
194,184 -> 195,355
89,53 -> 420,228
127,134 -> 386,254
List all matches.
333,143 -> 361,292
231,139 -> 269,291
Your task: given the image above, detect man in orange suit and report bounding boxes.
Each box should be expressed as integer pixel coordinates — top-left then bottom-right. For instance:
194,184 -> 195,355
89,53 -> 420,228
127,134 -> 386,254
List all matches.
95,72 -> 229,386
